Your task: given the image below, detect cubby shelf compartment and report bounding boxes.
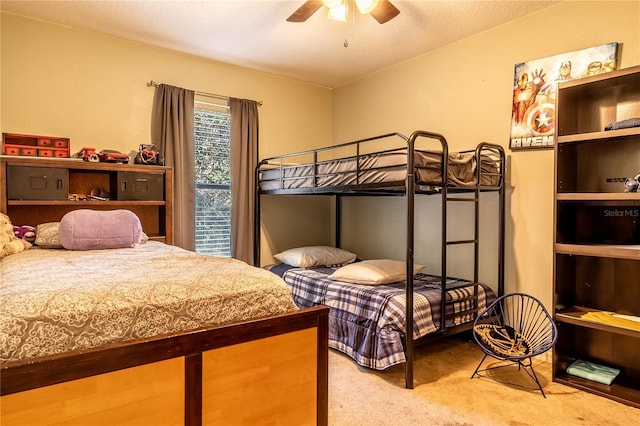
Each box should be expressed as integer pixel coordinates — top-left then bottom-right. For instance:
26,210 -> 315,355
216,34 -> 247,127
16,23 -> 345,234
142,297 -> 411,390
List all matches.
553,323 -> 640,409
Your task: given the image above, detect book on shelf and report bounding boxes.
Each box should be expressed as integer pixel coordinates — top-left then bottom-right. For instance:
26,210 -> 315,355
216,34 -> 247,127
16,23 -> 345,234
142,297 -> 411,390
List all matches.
581,311 -> 640,331
566,359 -> 621,385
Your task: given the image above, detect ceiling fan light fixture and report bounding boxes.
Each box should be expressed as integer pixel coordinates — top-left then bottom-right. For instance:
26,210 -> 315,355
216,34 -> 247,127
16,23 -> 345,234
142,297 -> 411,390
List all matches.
327,2 -> 347,21
322,0 -> 343,9
286,0 -> 399,24
355,0 -> 379,14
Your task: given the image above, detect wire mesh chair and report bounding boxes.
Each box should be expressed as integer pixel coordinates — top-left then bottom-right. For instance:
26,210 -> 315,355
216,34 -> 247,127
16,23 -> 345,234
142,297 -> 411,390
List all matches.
471,292 -> 558,397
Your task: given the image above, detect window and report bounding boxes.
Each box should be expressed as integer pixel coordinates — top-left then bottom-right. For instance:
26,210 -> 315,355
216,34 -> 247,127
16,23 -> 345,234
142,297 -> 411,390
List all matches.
194,97 -> 231,257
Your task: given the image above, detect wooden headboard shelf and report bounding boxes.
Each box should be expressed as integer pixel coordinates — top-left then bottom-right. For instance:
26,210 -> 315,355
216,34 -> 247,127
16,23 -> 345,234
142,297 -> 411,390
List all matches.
0,156 -> 173,244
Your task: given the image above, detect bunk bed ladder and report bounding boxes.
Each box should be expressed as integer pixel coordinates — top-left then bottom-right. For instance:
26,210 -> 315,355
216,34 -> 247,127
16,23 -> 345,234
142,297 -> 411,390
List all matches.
442,188 -> 480,330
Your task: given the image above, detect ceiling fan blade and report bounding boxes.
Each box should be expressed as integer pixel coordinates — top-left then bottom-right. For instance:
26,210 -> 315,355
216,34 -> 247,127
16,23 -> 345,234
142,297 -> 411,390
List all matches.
370,0 -> 400,24
287,1 -> 324,22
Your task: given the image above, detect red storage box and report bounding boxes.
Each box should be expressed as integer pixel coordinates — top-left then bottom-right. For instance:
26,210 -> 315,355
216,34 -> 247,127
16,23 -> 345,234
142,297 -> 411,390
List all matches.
2,133 -> 70,158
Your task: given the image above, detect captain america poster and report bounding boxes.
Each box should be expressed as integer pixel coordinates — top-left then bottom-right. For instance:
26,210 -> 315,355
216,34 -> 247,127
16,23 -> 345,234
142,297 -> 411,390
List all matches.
509,42 -> 619,150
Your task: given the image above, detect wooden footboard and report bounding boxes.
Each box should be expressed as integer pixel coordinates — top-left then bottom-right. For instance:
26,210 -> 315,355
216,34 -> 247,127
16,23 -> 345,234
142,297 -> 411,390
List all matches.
0,305 -> 329,426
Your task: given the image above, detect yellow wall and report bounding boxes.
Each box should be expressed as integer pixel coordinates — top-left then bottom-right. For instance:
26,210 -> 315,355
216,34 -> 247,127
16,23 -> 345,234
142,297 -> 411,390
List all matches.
0,12 -> 335,264
2,2 -> 640,308
332,1 -> 640,307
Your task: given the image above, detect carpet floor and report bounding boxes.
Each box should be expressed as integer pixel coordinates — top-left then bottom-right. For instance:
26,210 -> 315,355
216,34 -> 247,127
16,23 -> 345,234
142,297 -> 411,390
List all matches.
327,335 -> 639,425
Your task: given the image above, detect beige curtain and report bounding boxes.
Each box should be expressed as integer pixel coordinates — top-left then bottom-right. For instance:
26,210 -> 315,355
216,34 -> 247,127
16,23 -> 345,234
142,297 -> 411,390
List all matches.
152,84 -> 195,250
230,98 -> 259,264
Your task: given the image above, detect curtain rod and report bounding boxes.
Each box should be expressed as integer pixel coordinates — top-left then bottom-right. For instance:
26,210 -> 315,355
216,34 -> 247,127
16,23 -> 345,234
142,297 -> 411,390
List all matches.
147,80 -> 262,106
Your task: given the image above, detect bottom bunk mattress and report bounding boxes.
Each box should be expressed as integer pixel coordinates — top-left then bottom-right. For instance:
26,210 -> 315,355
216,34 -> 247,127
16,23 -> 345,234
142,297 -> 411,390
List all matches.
268,264 -> 497,370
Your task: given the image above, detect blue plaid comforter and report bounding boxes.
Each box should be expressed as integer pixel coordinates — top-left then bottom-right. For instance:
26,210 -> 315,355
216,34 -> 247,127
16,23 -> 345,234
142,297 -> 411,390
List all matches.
279,266 -> 496,370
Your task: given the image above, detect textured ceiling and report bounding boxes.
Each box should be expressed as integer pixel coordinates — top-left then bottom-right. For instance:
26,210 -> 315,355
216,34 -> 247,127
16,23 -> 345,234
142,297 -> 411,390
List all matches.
0,0 -> 557,88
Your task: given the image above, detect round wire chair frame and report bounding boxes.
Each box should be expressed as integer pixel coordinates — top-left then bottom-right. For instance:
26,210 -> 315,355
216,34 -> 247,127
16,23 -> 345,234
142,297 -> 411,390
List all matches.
470,292 -> 558,397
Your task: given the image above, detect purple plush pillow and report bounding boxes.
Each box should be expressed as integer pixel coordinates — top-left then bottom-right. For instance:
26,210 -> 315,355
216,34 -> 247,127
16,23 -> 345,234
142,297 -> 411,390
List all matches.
59,209 -> 143,250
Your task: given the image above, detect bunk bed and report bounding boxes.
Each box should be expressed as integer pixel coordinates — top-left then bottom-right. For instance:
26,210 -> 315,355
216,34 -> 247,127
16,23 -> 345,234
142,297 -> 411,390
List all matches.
255,130 -> 505,389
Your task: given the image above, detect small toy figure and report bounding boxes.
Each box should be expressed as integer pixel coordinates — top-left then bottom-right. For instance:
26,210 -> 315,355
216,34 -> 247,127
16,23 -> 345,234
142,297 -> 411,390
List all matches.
74,147 -> 99,162
68,193 -> 87,201
88,187 -> 110,200
98,150 -> 130,164
624,172 -> 640,193
134,144 -> 163,165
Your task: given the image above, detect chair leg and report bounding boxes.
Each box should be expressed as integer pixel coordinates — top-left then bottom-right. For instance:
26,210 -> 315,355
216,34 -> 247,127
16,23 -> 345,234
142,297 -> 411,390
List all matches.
518,358 -> 547,398
471,354 -> 489,379
471,355 -> 548,398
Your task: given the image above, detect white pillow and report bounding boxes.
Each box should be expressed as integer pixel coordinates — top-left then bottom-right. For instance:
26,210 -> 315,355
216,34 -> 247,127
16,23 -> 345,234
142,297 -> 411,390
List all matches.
274,246 -> 357,268
329,259 -> 424,285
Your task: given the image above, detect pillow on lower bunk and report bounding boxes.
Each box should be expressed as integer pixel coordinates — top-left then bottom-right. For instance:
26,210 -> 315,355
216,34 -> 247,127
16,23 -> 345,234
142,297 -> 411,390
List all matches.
274,246 -> 357,268
59,209 -> 143,250
329,259 -> 424,285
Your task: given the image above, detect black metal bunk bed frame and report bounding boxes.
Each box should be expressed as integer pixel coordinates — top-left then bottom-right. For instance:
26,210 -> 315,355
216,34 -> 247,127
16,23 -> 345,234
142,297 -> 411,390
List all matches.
254,130 -> 505,389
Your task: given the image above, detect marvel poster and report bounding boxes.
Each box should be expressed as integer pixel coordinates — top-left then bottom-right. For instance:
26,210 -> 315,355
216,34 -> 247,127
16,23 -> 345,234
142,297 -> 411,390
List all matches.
510,42 -> 619,150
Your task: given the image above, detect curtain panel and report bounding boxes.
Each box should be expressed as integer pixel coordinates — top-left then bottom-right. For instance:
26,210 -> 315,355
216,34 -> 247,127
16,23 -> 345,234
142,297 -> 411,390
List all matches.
230,98 -> 259,265
152,84 -> 195,250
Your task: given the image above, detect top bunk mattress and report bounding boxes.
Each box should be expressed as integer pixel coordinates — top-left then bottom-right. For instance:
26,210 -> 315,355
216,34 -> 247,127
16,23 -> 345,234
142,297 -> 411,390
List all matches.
259,148 -> 500,192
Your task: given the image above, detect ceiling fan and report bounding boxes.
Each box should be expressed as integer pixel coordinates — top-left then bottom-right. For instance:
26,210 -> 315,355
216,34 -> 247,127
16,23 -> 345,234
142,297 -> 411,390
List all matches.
287,0 -> 400,24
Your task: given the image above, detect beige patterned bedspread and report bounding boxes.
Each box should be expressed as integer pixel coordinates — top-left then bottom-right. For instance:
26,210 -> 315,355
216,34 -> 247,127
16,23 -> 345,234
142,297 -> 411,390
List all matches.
0,242 -> 298,363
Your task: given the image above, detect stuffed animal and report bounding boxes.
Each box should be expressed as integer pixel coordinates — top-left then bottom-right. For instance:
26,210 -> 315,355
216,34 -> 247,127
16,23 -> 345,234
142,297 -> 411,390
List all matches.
1,212 -> 32,259
13,225 -> 36,243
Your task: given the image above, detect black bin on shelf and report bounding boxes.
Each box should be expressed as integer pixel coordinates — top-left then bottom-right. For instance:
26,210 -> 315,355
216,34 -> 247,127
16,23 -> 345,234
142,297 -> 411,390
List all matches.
7,166 -> 68,200
115,171 -> 164,201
